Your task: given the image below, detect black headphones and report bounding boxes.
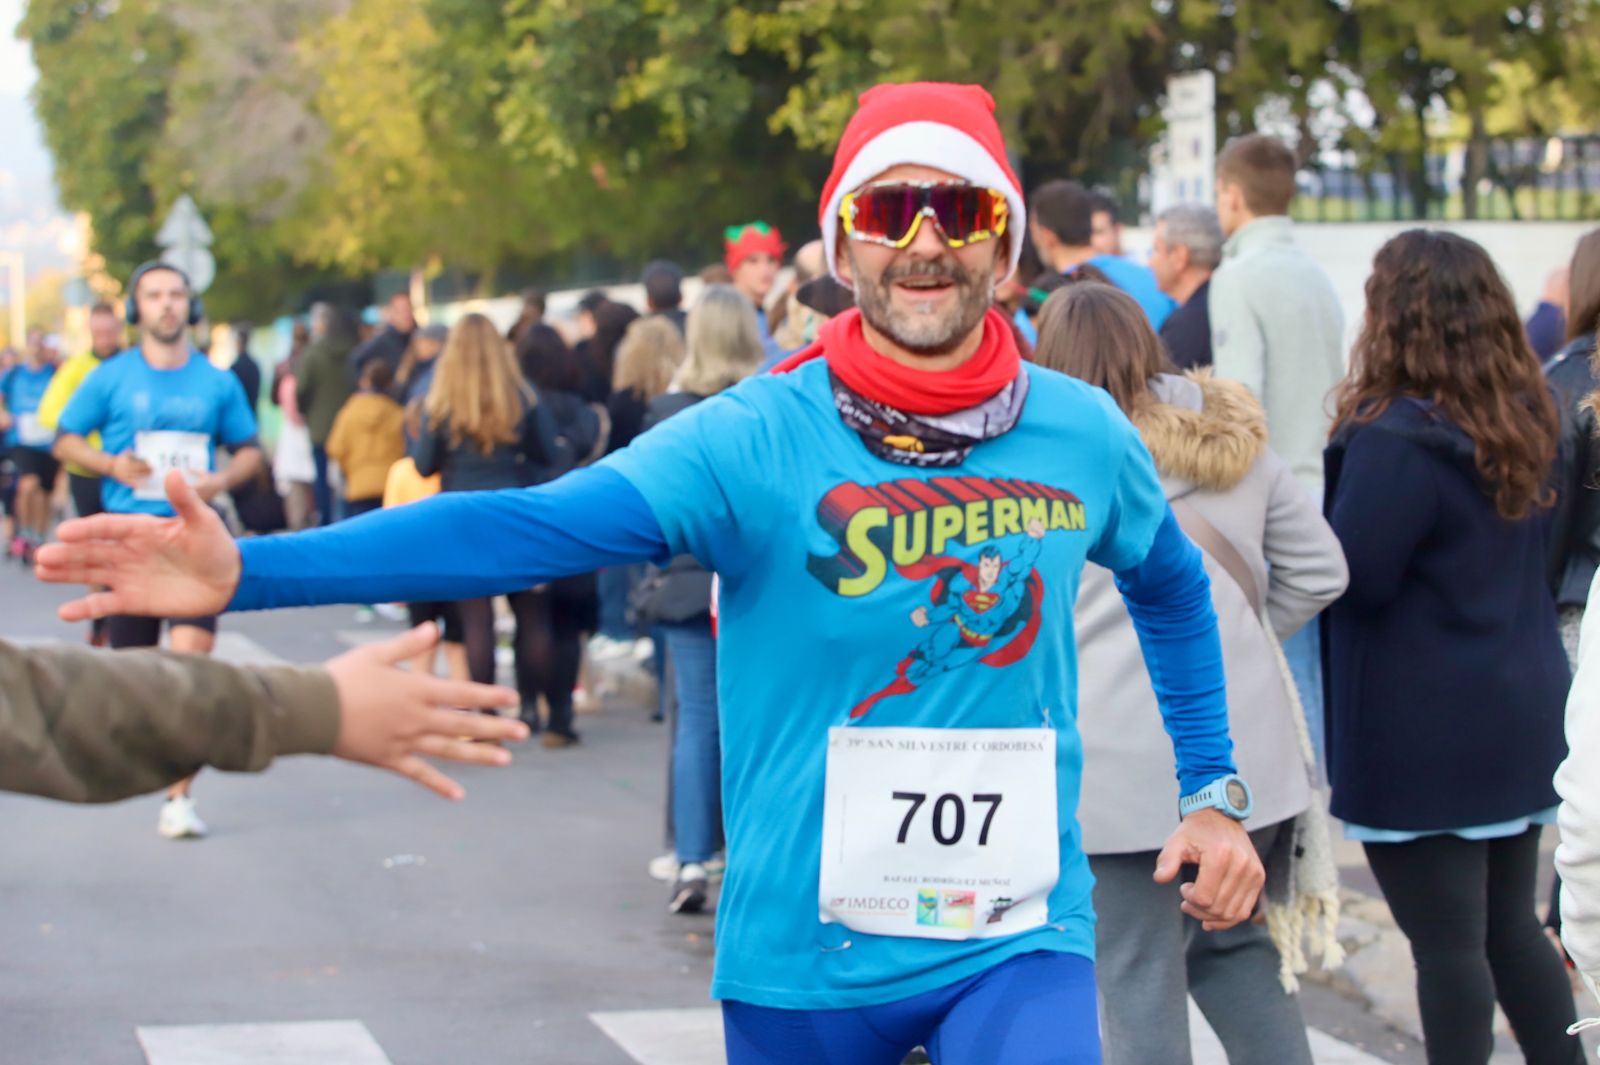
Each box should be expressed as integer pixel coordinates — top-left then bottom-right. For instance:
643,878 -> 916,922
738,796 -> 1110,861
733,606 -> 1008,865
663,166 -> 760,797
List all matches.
125,260 -> 205,326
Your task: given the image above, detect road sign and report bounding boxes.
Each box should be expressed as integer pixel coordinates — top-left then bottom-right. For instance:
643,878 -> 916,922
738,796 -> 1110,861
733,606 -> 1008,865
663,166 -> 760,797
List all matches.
156,194 -> 216,295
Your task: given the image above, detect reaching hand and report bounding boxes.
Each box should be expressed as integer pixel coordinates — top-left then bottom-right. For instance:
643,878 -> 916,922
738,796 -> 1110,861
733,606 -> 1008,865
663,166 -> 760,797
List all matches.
108,453 -> 154,489
34,470 -> 241,623
326,624 -> 527,800
910,605 -> 930,627
1153,808 -> 1264,931
1026,517 -> 1046,539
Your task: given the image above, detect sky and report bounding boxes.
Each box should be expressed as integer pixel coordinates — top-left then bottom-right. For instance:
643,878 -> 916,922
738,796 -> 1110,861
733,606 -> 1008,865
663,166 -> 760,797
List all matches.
1,0 -> 73,277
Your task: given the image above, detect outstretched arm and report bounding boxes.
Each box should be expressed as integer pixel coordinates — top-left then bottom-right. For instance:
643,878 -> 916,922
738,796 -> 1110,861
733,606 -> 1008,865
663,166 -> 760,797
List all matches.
35,463 -> 671,620
0,625 -> 524,804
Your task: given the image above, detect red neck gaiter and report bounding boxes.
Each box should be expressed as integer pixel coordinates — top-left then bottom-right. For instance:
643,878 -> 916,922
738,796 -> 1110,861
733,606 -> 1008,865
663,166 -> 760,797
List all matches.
772,307 -> 1021,416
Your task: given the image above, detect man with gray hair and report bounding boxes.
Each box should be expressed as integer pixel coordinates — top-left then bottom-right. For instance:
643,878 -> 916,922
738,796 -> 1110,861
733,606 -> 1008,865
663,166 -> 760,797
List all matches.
1150,203 -> 1224,370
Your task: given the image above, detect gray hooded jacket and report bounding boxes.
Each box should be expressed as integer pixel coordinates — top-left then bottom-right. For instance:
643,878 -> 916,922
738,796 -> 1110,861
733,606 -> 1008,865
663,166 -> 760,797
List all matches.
1076,372 -> 1348,854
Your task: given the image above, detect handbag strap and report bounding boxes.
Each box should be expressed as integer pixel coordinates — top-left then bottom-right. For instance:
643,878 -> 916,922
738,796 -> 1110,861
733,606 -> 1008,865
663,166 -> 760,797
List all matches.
1170,498 -> 1263,617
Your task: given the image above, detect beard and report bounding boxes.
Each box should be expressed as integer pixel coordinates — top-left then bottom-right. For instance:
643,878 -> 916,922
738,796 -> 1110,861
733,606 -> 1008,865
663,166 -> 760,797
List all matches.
149,319 -> 186,345
851,249 -> 994,357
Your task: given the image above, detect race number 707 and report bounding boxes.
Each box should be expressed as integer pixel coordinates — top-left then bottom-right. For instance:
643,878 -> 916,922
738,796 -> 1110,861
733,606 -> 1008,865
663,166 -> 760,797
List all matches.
892,791 -> 1003,846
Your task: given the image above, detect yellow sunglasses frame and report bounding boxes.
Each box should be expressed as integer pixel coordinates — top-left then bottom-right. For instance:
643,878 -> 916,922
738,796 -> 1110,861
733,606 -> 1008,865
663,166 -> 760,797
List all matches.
840,182 -> 1010,250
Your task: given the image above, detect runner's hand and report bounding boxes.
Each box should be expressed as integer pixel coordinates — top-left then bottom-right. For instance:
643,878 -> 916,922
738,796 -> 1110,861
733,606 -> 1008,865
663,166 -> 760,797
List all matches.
0,410 -> 10,433
326,623 -> 527,800
108,452 -> 154,488
34,470 -> 240,622
1153,808 -> 1263,931
191,472 -> 226,503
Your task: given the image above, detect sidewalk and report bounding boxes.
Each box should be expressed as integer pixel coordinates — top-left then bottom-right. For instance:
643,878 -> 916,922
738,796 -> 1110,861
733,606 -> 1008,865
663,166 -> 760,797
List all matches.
1320,836 -> 1600,1062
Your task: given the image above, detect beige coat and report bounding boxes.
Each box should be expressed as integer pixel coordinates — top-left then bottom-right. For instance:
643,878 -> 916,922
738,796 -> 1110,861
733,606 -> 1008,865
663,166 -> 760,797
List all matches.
1076,372 -> 1348,854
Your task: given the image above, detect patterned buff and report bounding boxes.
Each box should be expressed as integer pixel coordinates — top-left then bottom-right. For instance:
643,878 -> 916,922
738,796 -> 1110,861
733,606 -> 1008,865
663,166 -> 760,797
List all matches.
829,367 -> 1029,468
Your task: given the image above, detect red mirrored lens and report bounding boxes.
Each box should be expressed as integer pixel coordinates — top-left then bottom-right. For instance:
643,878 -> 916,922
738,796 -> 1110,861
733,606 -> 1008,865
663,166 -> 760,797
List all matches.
928,185 -> 1002,240
850,185 -> 1004,244
851,186 -> 922,243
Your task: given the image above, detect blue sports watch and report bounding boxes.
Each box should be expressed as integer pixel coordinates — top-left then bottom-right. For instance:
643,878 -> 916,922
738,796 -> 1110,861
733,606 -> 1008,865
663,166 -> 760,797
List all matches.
1179,774 -> 1253,821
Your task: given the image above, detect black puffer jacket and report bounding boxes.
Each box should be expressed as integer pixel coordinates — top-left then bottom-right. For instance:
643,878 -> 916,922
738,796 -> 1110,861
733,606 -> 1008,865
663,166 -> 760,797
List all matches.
1546,334 -> 1600,607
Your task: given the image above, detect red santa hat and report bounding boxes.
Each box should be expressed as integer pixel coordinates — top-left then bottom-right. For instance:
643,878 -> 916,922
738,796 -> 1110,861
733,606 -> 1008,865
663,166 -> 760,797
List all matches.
818,82 -> 1027,285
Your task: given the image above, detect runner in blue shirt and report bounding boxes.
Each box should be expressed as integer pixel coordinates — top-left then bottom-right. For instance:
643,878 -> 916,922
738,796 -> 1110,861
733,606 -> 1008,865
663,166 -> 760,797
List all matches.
0,331 -> 59,561
37,85 -> 1262,1065
53,261 -> 262,842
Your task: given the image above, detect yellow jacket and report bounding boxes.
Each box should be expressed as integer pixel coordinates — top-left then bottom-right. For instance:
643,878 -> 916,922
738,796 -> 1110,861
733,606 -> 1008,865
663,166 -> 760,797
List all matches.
325,391 -> 406,502
37,351 -> 108,477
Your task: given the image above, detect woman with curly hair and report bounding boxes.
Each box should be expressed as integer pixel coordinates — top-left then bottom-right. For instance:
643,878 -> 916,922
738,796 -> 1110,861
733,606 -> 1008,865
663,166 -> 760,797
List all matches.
1324,230 -> 1580,1064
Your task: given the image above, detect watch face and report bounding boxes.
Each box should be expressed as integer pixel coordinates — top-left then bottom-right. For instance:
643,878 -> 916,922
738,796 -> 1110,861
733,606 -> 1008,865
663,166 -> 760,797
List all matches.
1225,780 -> 1248,812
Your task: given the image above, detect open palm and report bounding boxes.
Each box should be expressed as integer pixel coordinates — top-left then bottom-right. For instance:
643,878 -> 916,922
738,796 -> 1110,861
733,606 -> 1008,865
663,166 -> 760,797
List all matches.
34,471 -> 241,622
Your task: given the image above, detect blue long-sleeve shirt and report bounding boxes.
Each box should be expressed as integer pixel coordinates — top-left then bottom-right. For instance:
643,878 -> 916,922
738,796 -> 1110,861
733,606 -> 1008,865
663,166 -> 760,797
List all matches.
231,360 -> 1234,1010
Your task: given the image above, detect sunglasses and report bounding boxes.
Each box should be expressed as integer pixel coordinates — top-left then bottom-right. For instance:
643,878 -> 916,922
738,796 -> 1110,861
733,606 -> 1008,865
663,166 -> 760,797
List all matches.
840,182 -> 1009,250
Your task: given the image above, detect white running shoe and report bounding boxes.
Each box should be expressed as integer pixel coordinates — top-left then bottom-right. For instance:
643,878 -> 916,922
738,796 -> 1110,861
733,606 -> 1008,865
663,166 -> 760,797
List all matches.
588,635 -> 635,662
158,796 -> 208,840
648,852 -> 679,882
648,852 -> 726,882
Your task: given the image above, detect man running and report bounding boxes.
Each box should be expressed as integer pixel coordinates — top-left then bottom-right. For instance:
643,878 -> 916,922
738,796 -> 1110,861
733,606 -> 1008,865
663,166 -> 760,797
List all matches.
51,261 -> 263,840
0,328 -> 59,562
38,84 -> 1261,1063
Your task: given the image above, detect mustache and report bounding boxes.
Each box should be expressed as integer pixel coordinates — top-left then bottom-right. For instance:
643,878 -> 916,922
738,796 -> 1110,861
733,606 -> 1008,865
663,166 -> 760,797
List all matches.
881,258 -> 973,286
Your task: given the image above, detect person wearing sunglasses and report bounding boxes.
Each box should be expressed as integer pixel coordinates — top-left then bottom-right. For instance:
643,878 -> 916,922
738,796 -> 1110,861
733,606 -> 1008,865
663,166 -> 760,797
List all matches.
36,81 -> 1257,1065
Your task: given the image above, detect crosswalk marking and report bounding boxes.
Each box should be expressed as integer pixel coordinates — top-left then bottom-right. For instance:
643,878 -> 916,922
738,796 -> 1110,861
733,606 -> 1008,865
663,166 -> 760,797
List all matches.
210,631 -> 290,667
590,1003 -> 1396,1064
136,1020 -> 393,1064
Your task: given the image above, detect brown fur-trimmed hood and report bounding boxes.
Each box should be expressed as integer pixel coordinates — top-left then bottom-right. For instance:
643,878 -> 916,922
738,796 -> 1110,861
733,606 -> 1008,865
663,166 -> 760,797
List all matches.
1130,371 -> 1267,493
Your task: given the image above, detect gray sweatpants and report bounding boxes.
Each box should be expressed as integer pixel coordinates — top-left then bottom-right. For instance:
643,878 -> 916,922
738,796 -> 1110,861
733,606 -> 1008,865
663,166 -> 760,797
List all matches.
1089,821 -> 1314,1065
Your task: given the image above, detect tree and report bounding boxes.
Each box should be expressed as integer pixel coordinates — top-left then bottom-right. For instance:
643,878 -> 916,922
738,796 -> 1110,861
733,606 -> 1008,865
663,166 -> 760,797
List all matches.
19,0 -> 182,283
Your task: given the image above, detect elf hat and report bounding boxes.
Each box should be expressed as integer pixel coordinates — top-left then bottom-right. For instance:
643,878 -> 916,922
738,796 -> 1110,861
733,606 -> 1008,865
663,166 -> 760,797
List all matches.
725,221 -> 787,274
819,82 -> 1026,284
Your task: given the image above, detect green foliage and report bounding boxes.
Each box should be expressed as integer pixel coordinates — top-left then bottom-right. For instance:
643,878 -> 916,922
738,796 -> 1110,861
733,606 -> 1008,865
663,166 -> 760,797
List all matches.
20,0 -> 1600,314
20,0 -> 182,282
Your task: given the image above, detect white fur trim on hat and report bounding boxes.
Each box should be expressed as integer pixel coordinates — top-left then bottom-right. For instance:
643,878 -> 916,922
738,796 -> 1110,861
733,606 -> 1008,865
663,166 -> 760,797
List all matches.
823,120 -> 1027,285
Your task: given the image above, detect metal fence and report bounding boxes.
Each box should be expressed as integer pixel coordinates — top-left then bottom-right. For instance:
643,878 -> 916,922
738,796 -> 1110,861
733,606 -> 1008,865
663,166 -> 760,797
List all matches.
1290,136 -> 1600,223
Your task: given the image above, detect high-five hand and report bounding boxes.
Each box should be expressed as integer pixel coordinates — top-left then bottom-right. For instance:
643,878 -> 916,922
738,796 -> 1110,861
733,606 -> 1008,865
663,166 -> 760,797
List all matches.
1153,808 -> 1265,931
34,470 -> 241,622
326,623 -> 527,800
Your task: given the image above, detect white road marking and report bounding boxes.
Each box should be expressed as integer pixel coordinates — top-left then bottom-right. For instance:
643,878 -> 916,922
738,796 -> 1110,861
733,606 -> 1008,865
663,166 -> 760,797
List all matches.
210,631 -> 289,667
137,1020 -> 393,1064
590,1002 -> 1398,1065
589,1009 -> 723,1065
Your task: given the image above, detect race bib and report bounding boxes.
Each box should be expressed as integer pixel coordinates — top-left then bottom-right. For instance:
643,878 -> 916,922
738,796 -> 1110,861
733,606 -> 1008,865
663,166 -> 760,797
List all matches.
15,412 -> 51,447
133,431 -> 210,501
818,726 -> 1059,941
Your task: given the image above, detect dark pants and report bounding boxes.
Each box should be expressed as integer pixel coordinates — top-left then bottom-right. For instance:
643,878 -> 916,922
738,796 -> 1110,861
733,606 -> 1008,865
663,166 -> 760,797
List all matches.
106,613 -> 218,649
311,445 -> 333,526
458,587 -> 585,739
68,473 -> 103,519
343,496 -> 382,520
1364,828 -> 1583,1065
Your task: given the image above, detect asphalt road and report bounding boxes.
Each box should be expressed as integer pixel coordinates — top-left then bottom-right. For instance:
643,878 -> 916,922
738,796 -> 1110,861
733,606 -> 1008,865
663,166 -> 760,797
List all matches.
0,558 -> 1575,1064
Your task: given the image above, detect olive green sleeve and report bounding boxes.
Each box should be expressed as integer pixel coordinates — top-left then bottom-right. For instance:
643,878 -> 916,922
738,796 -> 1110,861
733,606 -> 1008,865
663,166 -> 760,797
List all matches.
0,638 -> 341,804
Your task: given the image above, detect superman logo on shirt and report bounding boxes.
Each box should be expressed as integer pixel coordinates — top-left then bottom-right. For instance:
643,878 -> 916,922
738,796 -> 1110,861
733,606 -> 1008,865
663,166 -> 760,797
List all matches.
804,475 -> 1087,718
